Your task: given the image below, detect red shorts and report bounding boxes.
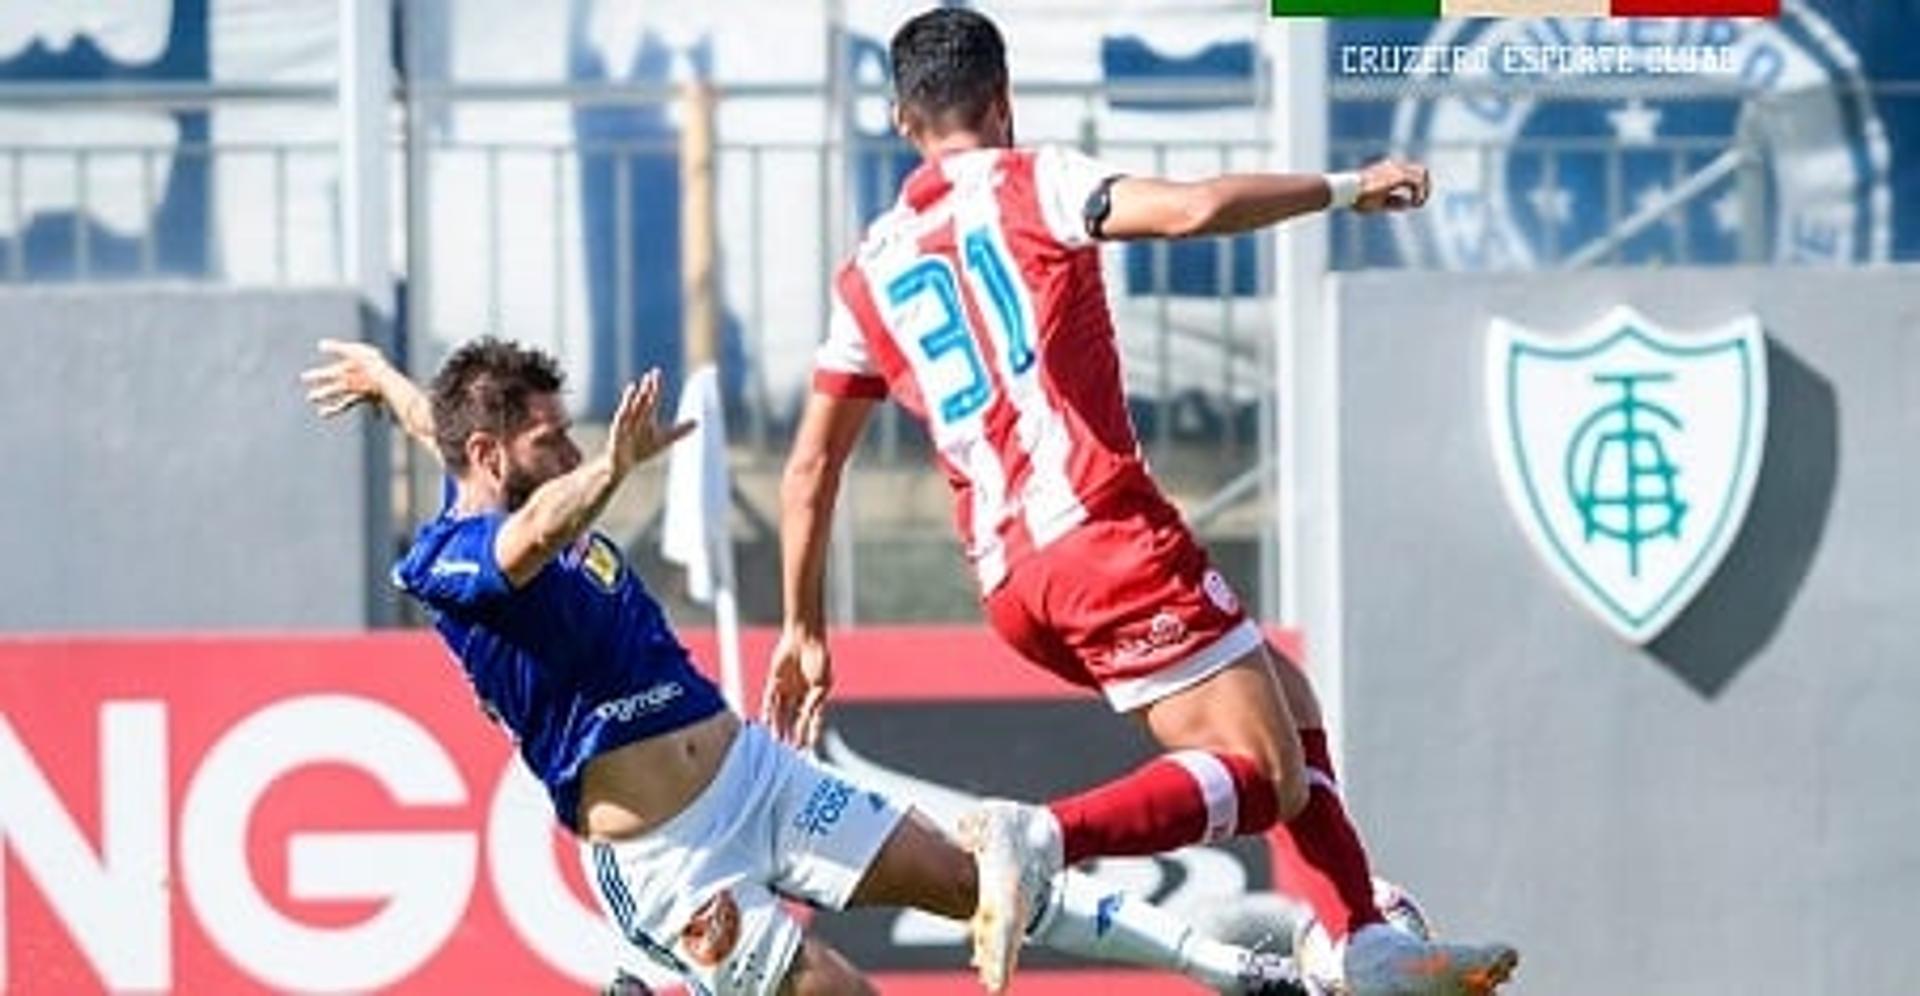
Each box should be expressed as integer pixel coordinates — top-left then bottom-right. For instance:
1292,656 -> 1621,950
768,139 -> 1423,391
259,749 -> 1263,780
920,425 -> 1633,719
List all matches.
983,491 -> 1262,712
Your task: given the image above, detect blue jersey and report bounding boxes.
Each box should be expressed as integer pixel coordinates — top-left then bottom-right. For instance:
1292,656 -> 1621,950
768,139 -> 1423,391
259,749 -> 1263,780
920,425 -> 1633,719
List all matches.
393,510 -> 726,832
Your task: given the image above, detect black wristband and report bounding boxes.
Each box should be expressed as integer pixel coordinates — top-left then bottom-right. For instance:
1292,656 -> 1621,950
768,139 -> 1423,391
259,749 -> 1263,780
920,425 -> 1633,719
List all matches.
1083,174 -> 1123,240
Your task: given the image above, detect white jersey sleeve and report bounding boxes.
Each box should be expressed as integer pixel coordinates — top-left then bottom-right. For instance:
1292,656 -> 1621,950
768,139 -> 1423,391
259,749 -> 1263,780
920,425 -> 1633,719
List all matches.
1032,145 -> 1129,250
811,291 -> 888,398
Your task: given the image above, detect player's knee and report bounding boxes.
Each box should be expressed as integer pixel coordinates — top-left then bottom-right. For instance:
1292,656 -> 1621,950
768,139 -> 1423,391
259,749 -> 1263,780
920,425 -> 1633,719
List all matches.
1262,746 -> 1317,822
779,936 -> 876,996
783,968 -> 876,996
1270,768 -> 1310,823
849,811 -> 977,921
924,838 -> 979,918
1237,748 -> 1309,824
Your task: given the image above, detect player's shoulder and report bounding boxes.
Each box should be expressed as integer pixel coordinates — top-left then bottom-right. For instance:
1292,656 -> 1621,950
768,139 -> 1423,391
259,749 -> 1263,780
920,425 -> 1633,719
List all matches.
1024,143 -> 1113,184
1007,143 -> 1061,169
1016,144 -> 1072,169
413,510 -> 500,550
850,198 -> 916,262
848,148 -> 1039,259
940,146 -> 1048,191
394,512 -> 502,587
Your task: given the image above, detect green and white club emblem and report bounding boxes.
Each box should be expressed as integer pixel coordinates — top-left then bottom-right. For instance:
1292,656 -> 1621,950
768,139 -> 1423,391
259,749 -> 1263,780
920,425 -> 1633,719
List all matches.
1486,306 -> 1768,644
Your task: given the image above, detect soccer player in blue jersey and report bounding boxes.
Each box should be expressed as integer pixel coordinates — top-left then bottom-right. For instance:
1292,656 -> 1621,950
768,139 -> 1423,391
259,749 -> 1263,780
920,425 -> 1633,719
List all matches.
302,337 -> 1309,996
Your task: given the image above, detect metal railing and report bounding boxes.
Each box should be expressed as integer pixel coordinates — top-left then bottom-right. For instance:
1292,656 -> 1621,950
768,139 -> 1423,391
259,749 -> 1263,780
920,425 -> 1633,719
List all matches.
383,78 -> 1281,624
2,73 -> 1912,622
0,77 -> 1280,597
8,80 -> 1908,280
0,83 -> 340,284
4,74 -> 1909,452
391,80 -> 1280,470
0,142 -> 339,283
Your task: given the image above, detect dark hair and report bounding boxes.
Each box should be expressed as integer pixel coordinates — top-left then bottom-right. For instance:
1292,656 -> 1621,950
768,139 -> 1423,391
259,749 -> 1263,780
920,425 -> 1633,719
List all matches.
429,337 -> 565,470
889,7 -> 1007,135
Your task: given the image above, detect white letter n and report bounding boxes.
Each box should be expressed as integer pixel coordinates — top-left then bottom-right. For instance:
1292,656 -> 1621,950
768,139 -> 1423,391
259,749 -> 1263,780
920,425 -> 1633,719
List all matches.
0,702 -> 169,990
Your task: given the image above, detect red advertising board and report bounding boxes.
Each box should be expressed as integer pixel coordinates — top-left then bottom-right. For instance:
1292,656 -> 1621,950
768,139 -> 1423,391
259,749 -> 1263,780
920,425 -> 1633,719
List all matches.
0,629 -> 1297,994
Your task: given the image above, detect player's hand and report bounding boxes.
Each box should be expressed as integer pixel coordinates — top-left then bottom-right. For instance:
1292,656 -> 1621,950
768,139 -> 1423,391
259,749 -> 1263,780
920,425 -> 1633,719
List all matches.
764,627 -> 834,749
605,368 -> 696,477
301,338 -> 395,417
1354,160 -> 1431,214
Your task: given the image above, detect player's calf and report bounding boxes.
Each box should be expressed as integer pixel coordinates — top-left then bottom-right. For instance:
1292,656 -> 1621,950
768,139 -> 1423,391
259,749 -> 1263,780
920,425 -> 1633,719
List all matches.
1044,746 -> 1285,866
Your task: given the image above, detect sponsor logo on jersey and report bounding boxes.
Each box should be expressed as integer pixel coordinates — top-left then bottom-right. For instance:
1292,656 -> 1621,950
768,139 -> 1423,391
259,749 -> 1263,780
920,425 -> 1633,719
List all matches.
1112,611 -> 1190,666
793,775 -> 857,838
1487,306 -> 1767,643
681,889 -> 741,968
429,559 -> 482,577
579,533 -> 625,593
592,681 -> 685,723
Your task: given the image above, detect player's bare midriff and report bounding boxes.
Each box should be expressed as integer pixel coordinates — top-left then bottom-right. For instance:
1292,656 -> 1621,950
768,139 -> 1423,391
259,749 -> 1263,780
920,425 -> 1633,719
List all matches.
576,709 -> 741,841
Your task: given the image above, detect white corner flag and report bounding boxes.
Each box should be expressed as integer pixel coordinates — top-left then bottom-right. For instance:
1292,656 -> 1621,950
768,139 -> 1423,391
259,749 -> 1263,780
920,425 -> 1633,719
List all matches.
661,364 -> 743,708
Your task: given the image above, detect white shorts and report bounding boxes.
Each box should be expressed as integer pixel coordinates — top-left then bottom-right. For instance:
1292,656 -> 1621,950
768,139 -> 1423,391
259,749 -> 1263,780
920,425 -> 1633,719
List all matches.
581,722 -> 908,996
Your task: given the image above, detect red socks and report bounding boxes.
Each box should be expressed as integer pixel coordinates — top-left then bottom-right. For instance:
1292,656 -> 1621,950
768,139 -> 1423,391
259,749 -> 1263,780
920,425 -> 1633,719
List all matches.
1267,728 -> 1385,940
1048,750 -> 1279,865
1045,731 -> 1385,944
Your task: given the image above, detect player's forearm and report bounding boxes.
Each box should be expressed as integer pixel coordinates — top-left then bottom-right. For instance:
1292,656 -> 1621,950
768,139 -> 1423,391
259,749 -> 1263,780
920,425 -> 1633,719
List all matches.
778,452 -> 841,635
1181,173 -> 1341,236
1101,172 -> 1352,241
376,367 -> 439,455
497,452 -> 624,586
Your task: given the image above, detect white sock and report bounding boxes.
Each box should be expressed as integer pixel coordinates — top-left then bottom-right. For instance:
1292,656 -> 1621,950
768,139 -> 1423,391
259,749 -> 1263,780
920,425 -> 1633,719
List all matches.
1026,870 -> 1254,990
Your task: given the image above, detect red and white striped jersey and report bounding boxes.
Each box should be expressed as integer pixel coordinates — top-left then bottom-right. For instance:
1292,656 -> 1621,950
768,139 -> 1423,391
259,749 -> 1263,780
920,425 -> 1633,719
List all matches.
812,145 -> 1153,592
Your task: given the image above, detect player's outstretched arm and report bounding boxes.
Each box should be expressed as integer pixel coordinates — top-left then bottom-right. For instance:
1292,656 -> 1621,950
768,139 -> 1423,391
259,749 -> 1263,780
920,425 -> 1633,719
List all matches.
767,390 -> 876,747
301,339 -> 440,460
1098,159 -> 1430,240
494,369 -> 694,588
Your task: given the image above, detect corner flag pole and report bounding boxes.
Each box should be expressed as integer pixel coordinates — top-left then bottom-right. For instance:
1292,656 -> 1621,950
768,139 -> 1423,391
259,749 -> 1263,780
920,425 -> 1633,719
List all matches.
662,366 -> 745,709
670,79 -> 744,708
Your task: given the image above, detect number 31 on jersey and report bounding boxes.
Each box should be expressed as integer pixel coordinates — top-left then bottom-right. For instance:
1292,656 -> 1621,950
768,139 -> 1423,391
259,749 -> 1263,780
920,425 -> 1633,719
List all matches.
884,226 -> 1037,427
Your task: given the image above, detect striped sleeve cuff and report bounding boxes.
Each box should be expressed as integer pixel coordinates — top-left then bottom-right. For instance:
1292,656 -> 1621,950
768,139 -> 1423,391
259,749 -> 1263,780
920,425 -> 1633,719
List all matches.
812,370 -> 888,399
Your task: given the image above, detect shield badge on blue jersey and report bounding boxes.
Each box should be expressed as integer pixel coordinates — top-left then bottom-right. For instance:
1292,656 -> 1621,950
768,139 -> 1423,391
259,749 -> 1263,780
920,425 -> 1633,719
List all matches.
580,533 -> 625,593
1486,306 -> 1768,644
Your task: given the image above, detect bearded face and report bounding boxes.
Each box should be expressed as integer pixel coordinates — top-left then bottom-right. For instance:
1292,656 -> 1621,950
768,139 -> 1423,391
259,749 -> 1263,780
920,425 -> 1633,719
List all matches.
496,392 -> 581,511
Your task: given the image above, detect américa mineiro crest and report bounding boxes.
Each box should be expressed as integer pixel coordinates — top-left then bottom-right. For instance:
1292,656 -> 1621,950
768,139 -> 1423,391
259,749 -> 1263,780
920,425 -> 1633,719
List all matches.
1486,306 -> 1768,644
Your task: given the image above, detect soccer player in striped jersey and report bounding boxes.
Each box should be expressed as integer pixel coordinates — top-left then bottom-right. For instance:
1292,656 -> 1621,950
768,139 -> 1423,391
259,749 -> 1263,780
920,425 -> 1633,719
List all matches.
770,9 -> 1517,996
303,338 -> 1312,996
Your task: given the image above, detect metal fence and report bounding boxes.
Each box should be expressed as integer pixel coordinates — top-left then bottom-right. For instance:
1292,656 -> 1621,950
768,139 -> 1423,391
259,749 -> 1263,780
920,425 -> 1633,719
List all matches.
385,79 -> 1282,486
2,72 -> 1911,621
5,80 -> 1909,283
0,83 -> 341,284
